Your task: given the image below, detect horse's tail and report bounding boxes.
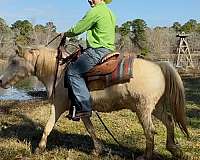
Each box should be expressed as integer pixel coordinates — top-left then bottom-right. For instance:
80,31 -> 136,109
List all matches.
158,62 -> 189,137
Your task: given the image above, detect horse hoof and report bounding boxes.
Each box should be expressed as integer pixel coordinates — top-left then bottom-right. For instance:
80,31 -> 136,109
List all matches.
92,149 -> 101,157
35,147 -> 45,154
136,155 -> 146,160
136,153 -> 163,160
176,154 -> 190,160
92,147 -> 104,156
167,144 -> 184,159
92,145 -> 107,157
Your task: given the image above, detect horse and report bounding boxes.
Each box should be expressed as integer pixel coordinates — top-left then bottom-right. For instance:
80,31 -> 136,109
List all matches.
0,45 -> 189,160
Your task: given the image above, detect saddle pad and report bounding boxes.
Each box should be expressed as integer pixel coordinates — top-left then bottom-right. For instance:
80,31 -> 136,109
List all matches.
86,55 -> 134,89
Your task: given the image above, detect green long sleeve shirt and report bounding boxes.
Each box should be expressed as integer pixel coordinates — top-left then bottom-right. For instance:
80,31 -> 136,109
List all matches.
65,2 -> 116,51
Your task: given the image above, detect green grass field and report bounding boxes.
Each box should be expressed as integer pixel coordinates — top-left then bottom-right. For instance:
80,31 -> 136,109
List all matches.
0,78 -> 199,160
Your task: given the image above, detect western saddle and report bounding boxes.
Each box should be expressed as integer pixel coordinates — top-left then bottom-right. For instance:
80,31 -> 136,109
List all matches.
86,52 -> 120,77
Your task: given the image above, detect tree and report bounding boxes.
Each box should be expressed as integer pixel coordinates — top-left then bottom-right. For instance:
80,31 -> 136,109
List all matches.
0,17 -> 14,59
45,22 -> 56,32
11,20 -> 33,45
11,20 -> 33,36
181,19 -> 198,33
0,18 -> 11,34
30,23 -> 58,46
115,21 -> 132,51
131,19 -> 148,56
0,18 -> 7,30
196,23 -> 200,33
119,21 -> 132,37
171,22 -> 182,32
34,24 -> 46,32
146,27 -> 176,56
44,22 -> 57,45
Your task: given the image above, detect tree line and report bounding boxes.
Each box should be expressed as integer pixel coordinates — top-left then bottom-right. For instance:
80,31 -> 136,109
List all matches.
0,17 -> 200,59
116,19 -> 200,56
0,18 -> 58,59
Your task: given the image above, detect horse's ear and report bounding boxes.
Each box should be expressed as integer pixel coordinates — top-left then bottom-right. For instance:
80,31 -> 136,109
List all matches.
29,48 -> 38,54
16,45 -> 23,56
29,48 -> 40,58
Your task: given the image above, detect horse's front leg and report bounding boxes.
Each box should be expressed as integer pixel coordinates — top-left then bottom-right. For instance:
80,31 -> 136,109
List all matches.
36,104 -> 56,152
36,99 -> 67,153
82,116 -> 104,156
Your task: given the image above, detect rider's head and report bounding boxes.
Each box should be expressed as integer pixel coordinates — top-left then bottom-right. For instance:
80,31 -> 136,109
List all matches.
88,0 -> 112,7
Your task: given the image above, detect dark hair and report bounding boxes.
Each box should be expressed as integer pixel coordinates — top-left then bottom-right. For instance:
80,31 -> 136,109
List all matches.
88,0 -> 93,6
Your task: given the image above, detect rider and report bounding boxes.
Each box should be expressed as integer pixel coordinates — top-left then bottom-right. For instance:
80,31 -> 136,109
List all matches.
62,0 -> 116,121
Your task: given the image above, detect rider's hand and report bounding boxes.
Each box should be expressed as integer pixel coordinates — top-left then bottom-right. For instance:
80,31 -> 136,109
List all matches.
60,32 -> 68,46
60,32 -> 70,41
60,32 -> 66,39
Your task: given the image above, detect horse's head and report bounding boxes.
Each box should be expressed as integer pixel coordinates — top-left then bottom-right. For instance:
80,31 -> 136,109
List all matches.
0,45 -> 39,89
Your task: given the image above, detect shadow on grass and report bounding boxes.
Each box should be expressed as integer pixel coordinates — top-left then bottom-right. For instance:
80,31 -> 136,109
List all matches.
0,101 -> 19,114
187,108 -> 200,129
182,78 -> 200,130
187,108 -> 200,119
0,114 -> 171,160
183,78 -> 200,105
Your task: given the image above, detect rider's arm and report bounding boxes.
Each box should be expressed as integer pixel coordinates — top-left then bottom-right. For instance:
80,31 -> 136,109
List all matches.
64,8 -> 98,37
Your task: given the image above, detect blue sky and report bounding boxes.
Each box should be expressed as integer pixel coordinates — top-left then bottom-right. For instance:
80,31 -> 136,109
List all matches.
0,0 -> 199,32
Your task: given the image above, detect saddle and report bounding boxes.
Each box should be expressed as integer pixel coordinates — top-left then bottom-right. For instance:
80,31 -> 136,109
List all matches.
86,52 -> 120,77
85,52 -> 135,91
61,47 -> 134,91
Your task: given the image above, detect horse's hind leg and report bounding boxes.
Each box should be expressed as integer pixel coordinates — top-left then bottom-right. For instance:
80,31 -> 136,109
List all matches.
153,104 -> 183,158
136,104 -> 155,160
82,116 -> 103,156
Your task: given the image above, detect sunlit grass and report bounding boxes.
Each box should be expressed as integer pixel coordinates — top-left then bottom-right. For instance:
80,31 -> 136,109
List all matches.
0,78 -> 199,159
0,99 -> 199,160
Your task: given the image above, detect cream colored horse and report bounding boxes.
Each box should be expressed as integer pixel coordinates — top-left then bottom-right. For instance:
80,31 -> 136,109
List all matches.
0,46 -> 189,160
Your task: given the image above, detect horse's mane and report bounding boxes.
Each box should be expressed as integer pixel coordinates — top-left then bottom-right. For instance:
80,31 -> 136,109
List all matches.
31,46 -> 57,78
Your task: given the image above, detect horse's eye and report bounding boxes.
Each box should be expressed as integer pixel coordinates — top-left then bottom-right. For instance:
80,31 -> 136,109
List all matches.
11,59 -> 18,65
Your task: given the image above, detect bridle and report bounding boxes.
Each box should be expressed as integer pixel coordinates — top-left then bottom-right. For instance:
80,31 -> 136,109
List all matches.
45,34 -> 82,101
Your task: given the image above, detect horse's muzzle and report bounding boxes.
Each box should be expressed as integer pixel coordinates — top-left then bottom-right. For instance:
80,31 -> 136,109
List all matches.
0,76 -> 10,89
0,77 -> 3,87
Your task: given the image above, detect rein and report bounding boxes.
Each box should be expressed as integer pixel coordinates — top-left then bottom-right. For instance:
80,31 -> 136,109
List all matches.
45,33 -> 61,47
53,44 -> 81,101
44,34 -> 82,101
95,111 -> 123,147
45,34 -> 63,101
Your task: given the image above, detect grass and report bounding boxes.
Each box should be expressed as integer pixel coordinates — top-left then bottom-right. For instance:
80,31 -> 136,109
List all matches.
0,79 -> 200,160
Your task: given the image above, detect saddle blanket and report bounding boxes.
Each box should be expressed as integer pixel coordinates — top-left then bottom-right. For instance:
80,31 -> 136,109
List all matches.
87,54 -> 134,88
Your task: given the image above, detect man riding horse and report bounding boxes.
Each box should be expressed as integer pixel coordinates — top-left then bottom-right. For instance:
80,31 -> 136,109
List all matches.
61,0 -> 115,121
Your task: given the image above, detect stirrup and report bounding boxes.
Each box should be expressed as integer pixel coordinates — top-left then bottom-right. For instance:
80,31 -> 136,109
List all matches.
66,106 -> 80,121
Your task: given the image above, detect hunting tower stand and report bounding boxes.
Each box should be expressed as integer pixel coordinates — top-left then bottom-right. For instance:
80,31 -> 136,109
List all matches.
176,32 -> 194,69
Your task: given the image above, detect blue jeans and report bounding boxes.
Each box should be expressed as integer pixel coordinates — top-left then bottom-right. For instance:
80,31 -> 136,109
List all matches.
65,47 -> 111,113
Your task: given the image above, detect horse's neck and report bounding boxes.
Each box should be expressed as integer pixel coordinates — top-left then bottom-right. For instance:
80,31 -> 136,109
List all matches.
37,68 -> 65,98
35,51 -> 66,98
